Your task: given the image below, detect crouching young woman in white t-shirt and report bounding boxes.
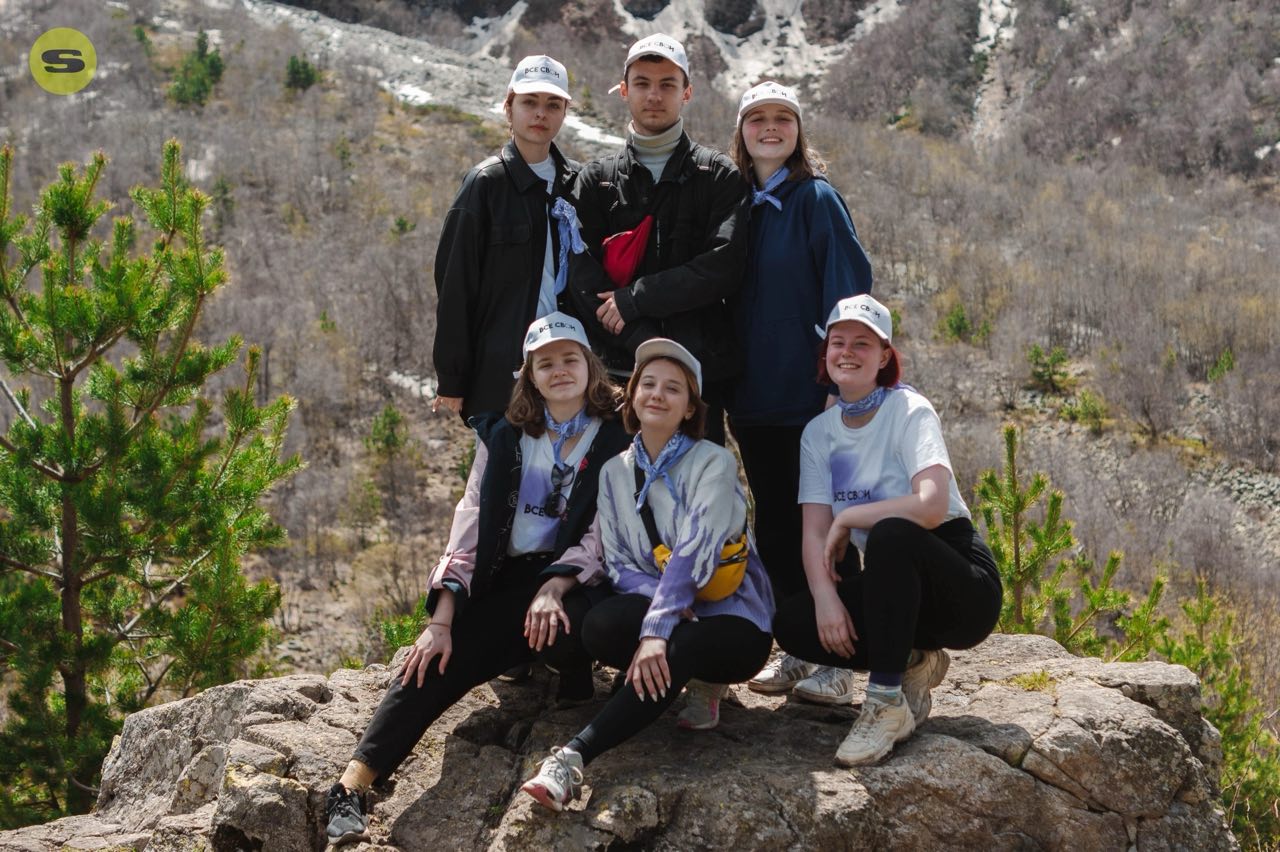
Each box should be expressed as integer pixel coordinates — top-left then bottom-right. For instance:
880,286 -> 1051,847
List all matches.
776,294 -> 1002,767
518,339 -> 775,811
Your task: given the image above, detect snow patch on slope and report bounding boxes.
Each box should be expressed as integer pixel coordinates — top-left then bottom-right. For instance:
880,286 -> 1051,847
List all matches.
465,1 -> 529,64
238,0 -> 620,154
971,0 -> 1019,145
608,0 -> 905,96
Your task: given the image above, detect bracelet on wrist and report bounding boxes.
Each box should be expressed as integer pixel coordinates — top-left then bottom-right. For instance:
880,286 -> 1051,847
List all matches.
429,621 -> 451,630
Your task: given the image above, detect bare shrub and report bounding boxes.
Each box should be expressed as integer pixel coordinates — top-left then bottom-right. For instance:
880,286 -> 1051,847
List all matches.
1102,338 -> 1187,443
1209,352 -> 1280,473
823,0 -> 981,131
1006,0 -> 1280,179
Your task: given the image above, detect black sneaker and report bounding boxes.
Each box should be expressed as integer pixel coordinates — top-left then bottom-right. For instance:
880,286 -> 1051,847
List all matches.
325,782 -> 369,846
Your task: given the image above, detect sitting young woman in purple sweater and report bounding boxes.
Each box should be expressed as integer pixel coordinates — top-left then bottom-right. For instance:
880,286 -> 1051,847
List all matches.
519,339 -> 775,812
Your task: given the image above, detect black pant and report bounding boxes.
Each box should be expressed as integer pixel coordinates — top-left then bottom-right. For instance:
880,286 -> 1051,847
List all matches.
352,556 -> 600,779
567,594 -> 772,765
729,420 -> 808,600
774,517 -> 1002,673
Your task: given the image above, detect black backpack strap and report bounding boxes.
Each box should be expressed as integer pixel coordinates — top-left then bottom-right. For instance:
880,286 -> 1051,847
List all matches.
690,143 -> 717,222
632,463 -> 663,552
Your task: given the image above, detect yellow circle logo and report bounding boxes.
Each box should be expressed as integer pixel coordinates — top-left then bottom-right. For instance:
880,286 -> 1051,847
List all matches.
29,28 -> 97,95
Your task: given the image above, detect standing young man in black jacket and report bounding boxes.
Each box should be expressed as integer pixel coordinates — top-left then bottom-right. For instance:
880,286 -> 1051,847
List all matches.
567,34 -> 747,444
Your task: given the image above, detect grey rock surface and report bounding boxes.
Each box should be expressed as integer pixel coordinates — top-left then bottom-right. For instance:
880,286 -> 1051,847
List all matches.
0,634 -> 1238,851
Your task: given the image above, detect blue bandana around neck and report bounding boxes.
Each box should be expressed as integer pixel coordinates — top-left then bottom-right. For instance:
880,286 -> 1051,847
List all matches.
836,385 -> 889,419
751,166 -> 789,211
545,405 -> 590,471
633,430 -> 694,511
550,197 -> 587,296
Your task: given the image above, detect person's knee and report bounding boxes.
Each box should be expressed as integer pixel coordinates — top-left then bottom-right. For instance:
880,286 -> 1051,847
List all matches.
582,604 -> 636,664
771,593 -> 810,655
866,516 -> 923,554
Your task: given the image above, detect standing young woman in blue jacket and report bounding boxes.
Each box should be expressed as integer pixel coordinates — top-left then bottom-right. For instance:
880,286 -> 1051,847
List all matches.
725,82 -> 874,704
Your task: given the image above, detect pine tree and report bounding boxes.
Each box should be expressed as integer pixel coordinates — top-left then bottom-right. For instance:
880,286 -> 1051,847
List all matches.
285,55 -> 320,93
0,141 -> 301,827
168,31 -> 224,106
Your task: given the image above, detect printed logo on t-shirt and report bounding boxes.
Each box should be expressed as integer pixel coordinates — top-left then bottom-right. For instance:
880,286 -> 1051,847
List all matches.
830,451 -> 879,511
515,465 -> 562,551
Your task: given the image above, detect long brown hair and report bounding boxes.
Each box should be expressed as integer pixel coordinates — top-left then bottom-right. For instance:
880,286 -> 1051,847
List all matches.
506,343 -> 620,436
620,356 -> 708,439
729,107 -> 827,185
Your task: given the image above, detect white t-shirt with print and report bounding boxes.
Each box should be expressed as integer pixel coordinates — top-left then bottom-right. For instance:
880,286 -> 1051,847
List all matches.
528,158 -> 559,319
509,418 -> 602,555
798,388 -> 970,554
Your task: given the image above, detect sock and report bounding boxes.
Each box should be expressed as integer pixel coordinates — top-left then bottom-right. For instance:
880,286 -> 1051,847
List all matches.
866,677 -> 903,704
565,737 -> 590,763
339,760 -> 376,794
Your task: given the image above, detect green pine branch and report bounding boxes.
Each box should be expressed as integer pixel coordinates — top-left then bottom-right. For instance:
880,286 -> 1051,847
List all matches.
0,140 -> 301,827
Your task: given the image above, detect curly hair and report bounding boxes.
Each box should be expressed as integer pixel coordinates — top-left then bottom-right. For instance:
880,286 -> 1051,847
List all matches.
506,343 -> 621,436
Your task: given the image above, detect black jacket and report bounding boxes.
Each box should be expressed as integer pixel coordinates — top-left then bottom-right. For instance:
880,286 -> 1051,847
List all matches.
426,413 -> 631,616
566,133 -> 748,386
432,141 -> 577,421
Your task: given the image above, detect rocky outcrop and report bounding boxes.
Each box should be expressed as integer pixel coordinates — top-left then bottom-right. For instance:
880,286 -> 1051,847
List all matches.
0,634 -> 1237,851
800,0 -> 877,44
705,0 -> 766,38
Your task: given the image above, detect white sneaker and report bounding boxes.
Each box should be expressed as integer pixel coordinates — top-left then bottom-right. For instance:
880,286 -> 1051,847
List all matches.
676,681 -> 727,730
747,654 -> 816,694
902,649 -> 950,726
793,666 -> 856,705
520,747 -> 583,812
834,694 -> 915,767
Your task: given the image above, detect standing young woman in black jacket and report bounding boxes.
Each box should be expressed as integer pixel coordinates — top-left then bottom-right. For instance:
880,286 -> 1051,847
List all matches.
432,55 -> 585,421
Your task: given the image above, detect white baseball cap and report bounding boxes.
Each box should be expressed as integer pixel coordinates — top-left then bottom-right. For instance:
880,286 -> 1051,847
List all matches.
623,34 -> 690,80
737,80 -> 801,124
634,337 -> 702,396
507,55 -> 572,101
817,294 -> 893,341
522,311 -> 589,360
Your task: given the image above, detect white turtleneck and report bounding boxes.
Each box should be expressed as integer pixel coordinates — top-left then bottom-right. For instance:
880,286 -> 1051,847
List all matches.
628,117 -> 684,182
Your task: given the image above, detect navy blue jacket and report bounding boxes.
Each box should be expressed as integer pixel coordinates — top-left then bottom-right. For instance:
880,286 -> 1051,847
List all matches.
729,176 -> 872,426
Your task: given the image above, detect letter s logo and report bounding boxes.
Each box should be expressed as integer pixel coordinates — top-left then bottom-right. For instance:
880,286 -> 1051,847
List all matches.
29,28 -> 96,95
42,49 -> 86,74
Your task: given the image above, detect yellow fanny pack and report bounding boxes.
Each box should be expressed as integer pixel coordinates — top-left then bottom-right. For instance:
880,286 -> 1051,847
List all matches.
651,533 -> 749,602
634,466 -> 749,603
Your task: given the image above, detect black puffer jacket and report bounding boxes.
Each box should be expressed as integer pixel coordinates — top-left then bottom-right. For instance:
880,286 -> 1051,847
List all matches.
432,141 -> 577,421
566,133 -> 748,386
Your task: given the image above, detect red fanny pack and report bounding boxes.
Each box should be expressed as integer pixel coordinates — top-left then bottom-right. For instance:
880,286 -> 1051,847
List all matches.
600,214 -> 653,289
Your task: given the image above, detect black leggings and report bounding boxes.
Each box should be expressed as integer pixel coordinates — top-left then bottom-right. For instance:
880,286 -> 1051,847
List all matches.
730,420 -> 808,600
566,594 -> 772,766
774,517 -> 1001,673
352,556 -> 600,779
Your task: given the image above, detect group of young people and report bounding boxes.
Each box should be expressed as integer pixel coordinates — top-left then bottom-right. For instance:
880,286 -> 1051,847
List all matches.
324,34 -> 1002,846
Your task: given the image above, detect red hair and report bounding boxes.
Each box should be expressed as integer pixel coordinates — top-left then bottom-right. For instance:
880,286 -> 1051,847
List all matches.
815,339 -> 901,387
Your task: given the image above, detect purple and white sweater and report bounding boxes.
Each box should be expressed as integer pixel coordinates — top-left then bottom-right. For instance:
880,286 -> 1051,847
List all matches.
592,439 -> 775,640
